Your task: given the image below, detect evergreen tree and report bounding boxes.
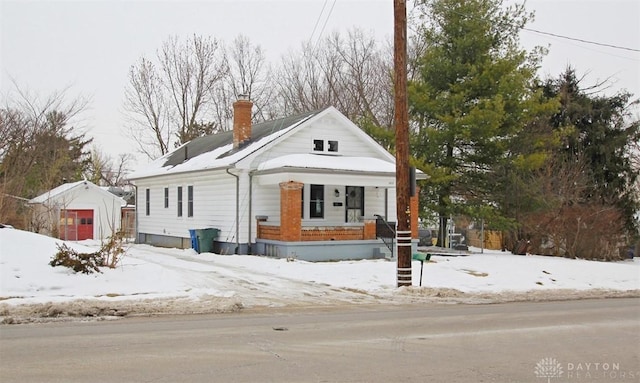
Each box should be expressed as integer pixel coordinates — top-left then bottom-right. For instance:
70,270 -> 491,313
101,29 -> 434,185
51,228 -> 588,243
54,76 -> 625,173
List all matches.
543,68 -> 640,233
0,105 -> 91,227
408,0 -> 554,245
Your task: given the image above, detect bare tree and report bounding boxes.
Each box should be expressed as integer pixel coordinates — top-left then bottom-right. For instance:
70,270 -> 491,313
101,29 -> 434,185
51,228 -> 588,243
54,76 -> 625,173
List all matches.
86,147 -> 133,187
124,58 -> 169,159
0,83 -> 90,227
518,153 -> 629,260
274,28 -> 394,130
124,35 -> 227,160
330,29 -> 395,128
210,35 -> 276,131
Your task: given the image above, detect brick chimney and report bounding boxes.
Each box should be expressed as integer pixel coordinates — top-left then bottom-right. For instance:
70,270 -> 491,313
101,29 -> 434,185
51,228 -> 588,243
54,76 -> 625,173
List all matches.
233,94 -> 253,149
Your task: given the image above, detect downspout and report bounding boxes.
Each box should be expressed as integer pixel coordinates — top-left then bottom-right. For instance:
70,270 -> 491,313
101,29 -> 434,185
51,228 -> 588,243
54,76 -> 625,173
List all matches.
385,188 -> 389,220
226,168 -> 240,254
132,183 -> 139,243
248,171 -> 253,255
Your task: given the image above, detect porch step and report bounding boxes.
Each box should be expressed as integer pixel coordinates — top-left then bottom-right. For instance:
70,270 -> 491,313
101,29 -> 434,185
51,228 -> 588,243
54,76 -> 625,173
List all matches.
373,246 -> 394,261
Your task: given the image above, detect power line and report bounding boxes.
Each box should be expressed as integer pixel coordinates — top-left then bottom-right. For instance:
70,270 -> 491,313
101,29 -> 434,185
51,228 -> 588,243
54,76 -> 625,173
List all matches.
308,0 -> 329,45
315,0 -> 337,47
437,5 -> 640,53
523,27 -> 640,53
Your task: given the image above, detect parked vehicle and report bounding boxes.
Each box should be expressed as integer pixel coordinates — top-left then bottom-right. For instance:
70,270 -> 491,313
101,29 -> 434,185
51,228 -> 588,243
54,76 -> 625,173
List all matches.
418,229 -> 433,246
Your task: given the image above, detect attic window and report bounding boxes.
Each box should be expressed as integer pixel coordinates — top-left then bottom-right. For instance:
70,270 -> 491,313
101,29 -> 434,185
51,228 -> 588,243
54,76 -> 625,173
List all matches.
328,140 -> 338,152
313,139 -> 324,151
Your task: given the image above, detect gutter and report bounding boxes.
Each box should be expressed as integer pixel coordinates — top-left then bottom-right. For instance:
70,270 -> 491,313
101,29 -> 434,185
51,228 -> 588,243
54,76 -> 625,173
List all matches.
131,183 -> 139,243
128,165 -> 235,182
248,171 -> 254,255
226,168 -> 240,254
253,166 -> 429,179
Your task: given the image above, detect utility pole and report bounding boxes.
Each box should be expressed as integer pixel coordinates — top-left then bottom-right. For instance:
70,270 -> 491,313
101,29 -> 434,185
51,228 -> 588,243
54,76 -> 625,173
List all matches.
394,0 -> 411,287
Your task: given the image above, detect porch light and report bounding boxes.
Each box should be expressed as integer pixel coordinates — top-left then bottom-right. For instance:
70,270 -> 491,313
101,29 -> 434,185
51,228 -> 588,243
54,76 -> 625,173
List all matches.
334,189 -> 340,197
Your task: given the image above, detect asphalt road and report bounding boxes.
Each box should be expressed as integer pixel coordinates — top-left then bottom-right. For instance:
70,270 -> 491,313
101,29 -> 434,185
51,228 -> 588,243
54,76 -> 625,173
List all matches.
1,298 -> 639,382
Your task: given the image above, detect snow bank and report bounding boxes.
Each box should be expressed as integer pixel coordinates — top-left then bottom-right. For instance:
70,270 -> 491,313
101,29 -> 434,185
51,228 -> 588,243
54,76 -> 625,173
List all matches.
1,227 -> 638,323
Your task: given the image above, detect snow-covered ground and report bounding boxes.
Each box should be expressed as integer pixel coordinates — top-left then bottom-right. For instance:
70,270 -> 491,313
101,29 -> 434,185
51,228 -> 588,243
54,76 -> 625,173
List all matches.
1,227 -> 639,323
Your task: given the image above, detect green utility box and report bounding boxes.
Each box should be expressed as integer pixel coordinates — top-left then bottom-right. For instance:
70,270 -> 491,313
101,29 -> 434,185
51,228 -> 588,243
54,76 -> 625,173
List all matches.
190,228 -> 220,254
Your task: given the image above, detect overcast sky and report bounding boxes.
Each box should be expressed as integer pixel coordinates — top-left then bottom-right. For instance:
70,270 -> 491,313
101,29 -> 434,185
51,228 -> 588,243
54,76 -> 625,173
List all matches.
1,0 -> 638,169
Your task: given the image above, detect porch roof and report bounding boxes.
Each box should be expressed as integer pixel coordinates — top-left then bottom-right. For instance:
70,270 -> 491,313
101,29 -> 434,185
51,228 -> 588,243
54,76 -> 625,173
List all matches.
254,153 -> 407,187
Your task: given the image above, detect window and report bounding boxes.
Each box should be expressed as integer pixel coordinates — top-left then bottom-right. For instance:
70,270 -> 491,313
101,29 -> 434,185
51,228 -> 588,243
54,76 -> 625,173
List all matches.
164,187 -> 169,208
187,185 -> 194,217
313,139 -> 339,153
177,186 -> 183,217
145,188 -> 150,216
301,185 -> 304,218
310,184 -> 324,219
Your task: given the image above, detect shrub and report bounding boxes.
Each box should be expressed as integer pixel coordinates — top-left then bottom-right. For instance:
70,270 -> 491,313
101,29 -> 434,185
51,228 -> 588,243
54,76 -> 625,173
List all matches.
49,230 -> 127,274
100,229 -> 127,268
50,244 -> 103,274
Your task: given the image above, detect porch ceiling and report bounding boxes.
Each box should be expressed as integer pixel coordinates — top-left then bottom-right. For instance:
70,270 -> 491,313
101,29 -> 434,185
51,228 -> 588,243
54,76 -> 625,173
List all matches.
254,168 -> 396,187
253,154 -> 425,187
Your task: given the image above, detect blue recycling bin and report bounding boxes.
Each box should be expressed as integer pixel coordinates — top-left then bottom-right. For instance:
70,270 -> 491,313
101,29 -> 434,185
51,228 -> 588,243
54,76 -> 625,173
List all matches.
189,229 -> 200,253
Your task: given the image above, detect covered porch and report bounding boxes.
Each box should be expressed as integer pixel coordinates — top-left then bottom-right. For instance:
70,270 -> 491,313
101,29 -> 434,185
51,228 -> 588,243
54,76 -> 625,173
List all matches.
251,154 -> 421,261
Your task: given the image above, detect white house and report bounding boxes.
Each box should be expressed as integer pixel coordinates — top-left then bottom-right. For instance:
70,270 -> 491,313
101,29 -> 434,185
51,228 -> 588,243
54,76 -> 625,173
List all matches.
29,180 -> 127,240
128,97 -> 424,261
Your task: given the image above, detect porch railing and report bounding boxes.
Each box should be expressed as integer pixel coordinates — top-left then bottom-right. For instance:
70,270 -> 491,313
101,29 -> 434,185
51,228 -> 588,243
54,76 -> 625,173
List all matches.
374,214 -> 396,258
257,221 -> 377,242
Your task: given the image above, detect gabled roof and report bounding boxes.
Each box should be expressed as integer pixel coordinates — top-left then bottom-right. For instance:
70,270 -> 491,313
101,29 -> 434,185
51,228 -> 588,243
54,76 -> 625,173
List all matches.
128,106 -> 399,181
163,109 -> 320,167
29,181 -> 84,204
129,108 -> 327,180
29,180 -> 126,206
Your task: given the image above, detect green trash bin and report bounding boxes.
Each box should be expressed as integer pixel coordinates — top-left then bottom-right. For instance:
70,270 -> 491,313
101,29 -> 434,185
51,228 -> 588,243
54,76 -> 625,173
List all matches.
197,228 -> 219,253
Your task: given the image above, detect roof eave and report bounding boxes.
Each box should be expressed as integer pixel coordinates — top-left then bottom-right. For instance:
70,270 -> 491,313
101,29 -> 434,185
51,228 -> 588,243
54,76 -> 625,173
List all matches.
128,165 -> 235,182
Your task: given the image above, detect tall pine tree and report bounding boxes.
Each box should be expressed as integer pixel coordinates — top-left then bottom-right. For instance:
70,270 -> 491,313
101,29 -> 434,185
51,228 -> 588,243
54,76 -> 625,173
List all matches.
544,68 -> 640,234
408,0 -> 555,245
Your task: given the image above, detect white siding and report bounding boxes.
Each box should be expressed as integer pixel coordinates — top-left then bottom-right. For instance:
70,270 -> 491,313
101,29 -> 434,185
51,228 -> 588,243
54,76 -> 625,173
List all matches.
250,183 -> 280,242
363,186 -> 388,219
249,116 -> 391,167
252,183 -> 280,222
135,170 -> 236,240
387,188 -> 398,222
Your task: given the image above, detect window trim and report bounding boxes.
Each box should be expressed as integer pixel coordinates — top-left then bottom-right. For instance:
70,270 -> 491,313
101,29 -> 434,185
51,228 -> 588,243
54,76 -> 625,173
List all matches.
313,139 -> 324,152
312,139 -> 339,153
309,184 -> 324,219
187,185 -> 194,217
164,187 -> 169,208
145,188 -> 150,216
177,186 -> 183,217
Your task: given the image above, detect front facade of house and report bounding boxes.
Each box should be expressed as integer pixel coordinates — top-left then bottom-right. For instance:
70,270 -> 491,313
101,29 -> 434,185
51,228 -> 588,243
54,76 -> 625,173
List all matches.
129,100 -> 422,261
29,180 -> 127,241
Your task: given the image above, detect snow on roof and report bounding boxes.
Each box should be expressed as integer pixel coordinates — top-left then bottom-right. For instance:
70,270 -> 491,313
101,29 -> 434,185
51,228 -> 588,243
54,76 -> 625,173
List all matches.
257,153 -> 397,174
128,110 -> 321,180
29,180 -> 86,204
29,180 -> 127,206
